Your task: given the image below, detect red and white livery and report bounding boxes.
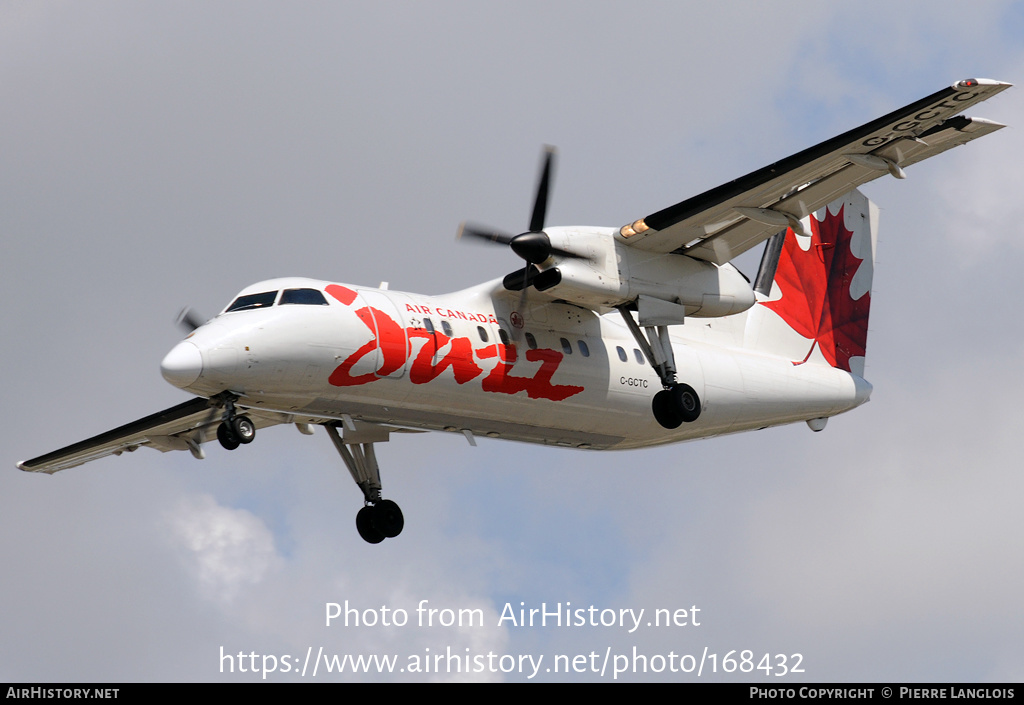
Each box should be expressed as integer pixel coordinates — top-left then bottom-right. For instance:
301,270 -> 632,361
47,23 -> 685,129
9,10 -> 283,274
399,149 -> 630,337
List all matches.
18,79 -> 1010,543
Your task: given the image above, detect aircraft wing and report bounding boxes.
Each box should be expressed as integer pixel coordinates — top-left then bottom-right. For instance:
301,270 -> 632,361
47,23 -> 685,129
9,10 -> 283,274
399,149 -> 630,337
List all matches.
617,78 -> 1011,264
16,396 -> 423,474
17,397 -> 286,474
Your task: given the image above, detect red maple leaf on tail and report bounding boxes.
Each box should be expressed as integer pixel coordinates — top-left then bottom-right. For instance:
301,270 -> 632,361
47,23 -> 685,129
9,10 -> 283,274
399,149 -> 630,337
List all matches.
761,205 -> 870,373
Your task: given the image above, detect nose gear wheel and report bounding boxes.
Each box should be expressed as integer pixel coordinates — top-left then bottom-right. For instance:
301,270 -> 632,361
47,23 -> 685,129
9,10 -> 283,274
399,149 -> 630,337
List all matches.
209,393 -> 257,450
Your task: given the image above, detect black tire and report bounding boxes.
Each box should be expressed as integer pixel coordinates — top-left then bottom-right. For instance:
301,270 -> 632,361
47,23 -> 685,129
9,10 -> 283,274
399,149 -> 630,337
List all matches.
217,422 -> 240,450
356,506 -> 385,544
652,390 -> 683,429
371,500 -> 404,538
672,383 -> 701,423
231,415 -> 256,444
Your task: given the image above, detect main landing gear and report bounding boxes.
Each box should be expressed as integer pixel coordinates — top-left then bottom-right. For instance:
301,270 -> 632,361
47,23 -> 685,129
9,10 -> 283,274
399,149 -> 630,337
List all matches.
325,424 -> 404,544
355,500 -> 404,545
205,393 -> 401,544
617,306 -> 702,430
652,383 -> 701,429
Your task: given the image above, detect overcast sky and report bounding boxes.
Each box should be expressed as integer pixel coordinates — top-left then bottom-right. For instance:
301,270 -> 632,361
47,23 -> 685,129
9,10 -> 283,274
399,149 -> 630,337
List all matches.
2,1 -> 1022,683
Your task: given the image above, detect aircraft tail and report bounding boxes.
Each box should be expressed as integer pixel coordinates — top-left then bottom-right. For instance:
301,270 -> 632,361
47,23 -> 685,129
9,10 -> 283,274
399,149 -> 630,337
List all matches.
744,189 -> 878,377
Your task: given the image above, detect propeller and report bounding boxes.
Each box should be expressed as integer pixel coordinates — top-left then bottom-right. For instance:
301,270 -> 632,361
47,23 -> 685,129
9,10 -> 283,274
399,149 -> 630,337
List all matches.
175,307 -> 206,334
457,146 -> 591,268
457,147 -> 592,332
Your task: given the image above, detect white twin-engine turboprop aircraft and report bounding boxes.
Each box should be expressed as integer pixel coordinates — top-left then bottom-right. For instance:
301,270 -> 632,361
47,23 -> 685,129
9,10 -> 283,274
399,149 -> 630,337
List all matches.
19,79 -> 1010,543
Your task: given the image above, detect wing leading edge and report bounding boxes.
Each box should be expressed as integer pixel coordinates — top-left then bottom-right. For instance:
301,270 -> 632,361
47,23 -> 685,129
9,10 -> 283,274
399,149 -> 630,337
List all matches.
17,397 -> 302,474
17,397 -> 216,474
617,78 -> 1011,264
16,397 -> 416,474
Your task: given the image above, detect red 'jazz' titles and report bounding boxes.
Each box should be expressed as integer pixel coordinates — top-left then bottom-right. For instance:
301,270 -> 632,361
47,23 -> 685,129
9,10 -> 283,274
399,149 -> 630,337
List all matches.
324,285 -> 584,401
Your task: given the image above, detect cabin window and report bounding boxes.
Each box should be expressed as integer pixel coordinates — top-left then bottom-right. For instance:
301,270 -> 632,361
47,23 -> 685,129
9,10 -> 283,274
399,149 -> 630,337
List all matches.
616,346 -> 627,362
560,338 -> 572,354
525,332 -> 538,350
634,349 -> 644,364
578,340 -> 590,357
279,288 -> 328,306
498,329 -> 510,346
225,291 -> 277,312
424,318 -> 435,334
477,326 -> 489,343
441,320 -> 453,337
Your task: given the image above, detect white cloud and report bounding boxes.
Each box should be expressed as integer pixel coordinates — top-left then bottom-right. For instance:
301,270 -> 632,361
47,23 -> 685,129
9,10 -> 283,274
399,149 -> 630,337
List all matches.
165,494 -> 279,604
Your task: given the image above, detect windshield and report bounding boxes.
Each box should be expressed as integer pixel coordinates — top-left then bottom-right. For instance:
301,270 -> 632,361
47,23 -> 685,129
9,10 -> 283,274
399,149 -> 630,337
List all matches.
225,291 -> 278,312
279,288 -> 328,305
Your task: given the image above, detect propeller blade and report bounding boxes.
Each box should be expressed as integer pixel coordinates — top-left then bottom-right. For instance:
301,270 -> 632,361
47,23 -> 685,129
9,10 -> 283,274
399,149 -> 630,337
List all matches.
546,241 -> 592,261
457,145 -> 591,278
176,307 -> 205,333
457,221 -> 516,246
529,146 -> 555,234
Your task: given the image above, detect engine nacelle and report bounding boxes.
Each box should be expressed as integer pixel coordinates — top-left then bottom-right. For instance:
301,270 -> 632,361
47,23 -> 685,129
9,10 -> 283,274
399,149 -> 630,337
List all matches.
533,227 -> 755,318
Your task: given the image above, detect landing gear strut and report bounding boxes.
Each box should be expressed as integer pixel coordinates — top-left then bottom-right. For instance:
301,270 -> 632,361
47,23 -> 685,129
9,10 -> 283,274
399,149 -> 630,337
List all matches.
325,423 -> 404,544
617,306 -> 702,429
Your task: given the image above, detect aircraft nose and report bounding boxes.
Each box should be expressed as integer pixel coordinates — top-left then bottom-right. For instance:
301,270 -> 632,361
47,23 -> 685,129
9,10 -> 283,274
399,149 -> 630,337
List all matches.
161,340 -> 203,388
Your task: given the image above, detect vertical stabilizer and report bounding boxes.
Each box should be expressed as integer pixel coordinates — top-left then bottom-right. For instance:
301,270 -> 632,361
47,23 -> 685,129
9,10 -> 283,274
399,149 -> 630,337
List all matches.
745,189 -> 878,377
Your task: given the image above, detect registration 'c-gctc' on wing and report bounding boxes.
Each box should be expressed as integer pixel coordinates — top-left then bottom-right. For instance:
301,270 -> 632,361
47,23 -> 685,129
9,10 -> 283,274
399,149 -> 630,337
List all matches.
17,78 -> 1011,545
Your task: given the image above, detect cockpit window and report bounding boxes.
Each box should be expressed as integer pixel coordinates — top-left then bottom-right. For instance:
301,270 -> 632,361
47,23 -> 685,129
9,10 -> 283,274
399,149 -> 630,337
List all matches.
279,288 -> 328,306
225,291 -> 278,312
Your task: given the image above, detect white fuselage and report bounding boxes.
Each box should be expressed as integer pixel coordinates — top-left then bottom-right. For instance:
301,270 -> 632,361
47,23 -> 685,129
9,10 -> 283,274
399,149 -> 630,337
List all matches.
161,276 -> 872,451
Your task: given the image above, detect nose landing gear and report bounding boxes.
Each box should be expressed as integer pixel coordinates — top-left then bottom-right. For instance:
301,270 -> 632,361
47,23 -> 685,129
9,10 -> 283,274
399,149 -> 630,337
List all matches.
212,394 -> 256,450
216,415 -> 256,450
